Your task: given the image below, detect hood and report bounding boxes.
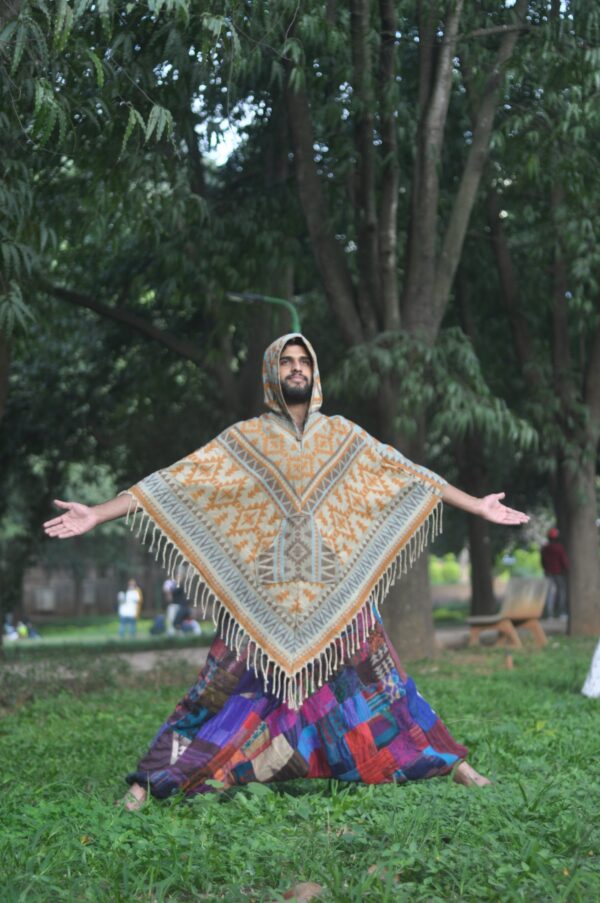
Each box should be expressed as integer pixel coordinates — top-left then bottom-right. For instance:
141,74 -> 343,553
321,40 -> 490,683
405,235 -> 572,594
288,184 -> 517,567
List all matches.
262,333 -> 323,419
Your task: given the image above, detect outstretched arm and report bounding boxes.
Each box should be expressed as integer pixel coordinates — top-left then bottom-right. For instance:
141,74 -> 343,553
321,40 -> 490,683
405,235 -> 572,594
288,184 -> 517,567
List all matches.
43,494 -> 132,539
441,484 -> 529,526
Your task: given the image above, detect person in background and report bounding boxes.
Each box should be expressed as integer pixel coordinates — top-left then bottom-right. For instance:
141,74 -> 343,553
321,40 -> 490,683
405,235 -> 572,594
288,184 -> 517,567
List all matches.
4,614 -> 19,642
23,617 -> 41,639
118,578 -> 143,638
172,584 -> 191,632
163,578 -> 179,636
162,577 -> 176,605
541,527 -> 569,619
582,640 -> 600,698
180,613 -> 203,636
149,613 -> 166,636
16,621 -> 29,639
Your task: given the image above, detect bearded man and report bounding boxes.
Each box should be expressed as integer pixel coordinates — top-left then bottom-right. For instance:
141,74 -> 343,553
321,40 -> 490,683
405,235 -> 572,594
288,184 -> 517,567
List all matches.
44,334 -> 528,808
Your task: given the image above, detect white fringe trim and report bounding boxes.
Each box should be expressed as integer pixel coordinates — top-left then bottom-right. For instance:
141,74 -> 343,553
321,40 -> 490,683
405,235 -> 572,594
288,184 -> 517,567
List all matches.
124,493 -> 442,710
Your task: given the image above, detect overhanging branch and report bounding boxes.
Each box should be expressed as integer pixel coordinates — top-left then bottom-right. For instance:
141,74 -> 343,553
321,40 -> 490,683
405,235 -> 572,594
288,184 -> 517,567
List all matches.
43,282 -> 205,366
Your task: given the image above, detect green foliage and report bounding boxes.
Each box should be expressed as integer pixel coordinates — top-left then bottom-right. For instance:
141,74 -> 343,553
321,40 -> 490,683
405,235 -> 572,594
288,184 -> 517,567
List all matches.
468,0 -> 600,469
0,0 -> 236,330
0,292 -> 228,617
1,639 -> 599,900
500,547 -> 544,579
429,554 -> 463,586
0,280 -> 34,334
328,328 -> 538,450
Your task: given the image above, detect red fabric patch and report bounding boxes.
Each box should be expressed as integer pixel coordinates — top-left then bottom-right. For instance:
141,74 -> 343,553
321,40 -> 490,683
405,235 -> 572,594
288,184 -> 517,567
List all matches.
307,747 -> 333,778
345,722 -> 378,767
357,747 -> 397,784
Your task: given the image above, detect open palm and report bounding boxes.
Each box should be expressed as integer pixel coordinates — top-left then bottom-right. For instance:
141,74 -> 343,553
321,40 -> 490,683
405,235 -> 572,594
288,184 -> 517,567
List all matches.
43,500 -> 98,539
479,493 -> 529,526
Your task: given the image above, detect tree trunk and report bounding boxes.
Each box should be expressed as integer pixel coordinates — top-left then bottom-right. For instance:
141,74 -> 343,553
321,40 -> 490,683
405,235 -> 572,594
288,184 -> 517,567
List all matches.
377,383 -> 436,659
561,455 -> 600,634
383,556 -> 435,661
467,519 -> 496,616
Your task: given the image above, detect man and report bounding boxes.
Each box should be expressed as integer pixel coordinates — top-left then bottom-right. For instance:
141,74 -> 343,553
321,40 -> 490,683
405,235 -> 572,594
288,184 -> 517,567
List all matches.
44,334 -> 528,808
541,527 -> 569,619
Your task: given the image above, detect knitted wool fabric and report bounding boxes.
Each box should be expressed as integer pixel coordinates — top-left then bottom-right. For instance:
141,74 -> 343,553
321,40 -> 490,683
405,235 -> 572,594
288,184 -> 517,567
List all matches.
124,334 -> 445,708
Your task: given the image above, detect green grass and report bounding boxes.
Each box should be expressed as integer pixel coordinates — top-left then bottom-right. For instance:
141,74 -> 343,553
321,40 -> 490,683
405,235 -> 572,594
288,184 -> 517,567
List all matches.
1,638 -> 599,901
3,615 -> 214,659
432,602 -> 469,626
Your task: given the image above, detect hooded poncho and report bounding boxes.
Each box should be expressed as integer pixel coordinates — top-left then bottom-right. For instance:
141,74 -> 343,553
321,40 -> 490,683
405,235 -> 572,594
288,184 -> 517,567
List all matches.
125,334 -> 445,708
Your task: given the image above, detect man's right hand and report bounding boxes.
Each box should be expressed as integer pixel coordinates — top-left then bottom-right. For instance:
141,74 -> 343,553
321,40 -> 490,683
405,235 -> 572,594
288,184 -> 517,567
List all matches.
43,500 -> 98,538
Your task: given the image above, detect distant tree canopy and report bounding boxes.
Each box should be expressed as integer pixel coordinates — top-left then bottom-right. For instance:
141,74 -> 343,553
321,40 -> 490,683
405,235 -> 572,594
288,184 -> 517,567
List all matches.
1,1 -> 599,649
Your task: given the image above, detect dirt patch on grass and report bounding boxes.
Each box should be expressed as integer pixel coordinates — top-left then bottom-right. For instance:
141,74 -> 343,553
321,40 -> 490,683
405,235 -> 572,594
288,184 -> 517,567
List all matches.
118,646 -> 209,673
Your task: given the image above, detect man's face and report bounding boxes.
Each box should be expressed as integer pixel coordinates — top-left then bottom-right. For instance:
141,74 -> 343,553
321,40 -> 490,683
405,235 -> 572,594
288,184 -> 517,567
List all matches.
279,343 -> 313,405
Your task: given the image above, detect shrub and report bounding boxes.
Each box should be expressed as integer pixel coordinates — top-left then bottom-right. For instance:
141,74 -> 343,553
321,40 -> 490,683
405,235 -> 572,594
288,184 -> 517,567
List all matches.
429,553 -> 462,585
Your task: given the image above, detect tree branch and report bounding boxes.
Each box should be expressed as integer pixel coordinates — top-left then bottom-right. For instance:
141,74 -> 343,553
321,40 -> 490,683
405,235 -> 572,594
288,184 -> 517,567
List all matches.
43,282 -> 206,365
350,0 -> 380,336
402,0 -> 435,320
432,0 -> 528,332
458,24 -> 533,41
378,0 -> 400,331
403,0 -> 465,334
285,74 -> 364,345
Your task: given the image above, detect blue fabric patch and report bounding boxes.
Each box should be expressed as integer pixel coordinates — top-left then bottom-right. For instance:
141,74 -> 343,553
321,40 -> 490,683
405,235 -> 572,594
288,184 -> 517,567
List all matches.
231,760 -> 255,784
297,724 -> 320,761
405,678 -> 437,731
341,691 -> 372,729
422,745 -> 458,765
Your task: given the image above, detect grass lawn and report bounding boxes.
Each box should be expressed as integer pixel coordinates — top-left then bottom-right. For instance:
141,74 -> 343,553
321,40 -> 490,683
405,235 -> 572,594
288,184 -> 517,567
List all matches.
1,637 -> 599,901
3,615 -> 214,659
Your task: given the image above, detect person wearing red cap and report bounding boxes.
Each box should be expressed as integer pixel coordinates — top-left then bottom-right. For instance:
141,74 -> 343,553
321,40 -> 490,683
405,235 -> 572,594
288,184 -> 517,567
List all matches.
541,528 -> 569,618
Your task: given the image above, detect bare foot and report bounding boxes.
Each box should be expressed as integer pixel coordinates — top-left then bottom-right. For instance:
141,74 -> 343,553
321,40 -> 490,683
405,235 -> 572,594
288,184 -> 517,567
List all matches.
453,761 -> 492,787
119,782 -> 148,810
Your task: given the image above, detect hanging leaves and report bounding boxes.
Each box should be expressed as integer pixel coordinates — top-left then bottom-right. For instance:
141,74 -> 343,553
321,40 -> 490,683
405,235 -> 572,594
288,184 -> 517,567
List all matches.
0,282 -> 35,335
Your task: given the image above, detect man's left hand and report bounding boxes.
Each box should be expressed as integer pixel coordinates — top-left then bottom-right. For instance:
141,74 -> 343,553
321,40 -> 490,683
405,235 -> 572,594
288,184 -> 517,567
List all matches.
478,493 -> 529,525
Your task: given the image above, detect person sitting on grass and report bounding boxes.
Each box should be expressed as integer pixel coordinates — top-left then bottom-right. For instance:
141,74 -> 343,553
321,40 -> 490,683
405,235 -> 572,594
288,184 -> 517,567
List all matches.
44,334 -> 529,809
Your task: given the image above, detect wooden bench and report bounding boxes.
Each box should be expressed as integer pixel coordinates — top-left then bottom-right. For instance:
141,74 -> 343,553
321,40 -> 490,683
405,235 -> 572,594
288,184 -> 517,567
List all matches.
467,577 -> 549,649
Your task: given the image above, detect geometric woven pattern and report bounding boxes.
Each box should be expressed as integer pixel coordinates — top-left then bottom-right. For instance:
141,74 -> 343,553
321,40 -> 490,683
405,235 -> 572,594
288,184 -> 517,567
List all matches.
126,334 -> 446,708
256,513 -> 340,584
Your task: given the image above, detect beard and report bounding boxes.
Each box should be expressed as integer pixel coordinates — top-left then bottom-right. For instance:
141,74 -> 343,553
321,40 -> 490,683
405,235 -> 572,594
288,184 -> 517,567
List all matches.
282,376 -> 313,405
